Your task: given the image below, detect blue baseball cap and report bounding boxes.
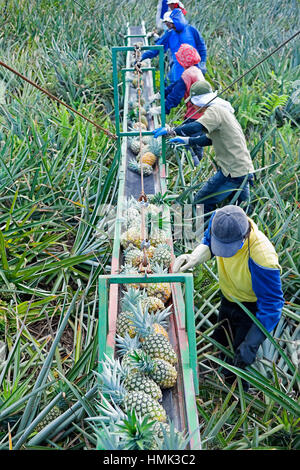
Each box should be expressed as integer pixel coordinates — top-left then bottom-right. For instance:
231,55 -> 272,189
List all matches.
211,205 -> 250,257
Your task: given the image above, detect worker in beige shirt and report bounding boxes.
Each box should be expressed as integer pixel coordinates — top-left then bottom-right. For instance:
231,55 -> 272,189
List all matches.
153,80 -> 255,215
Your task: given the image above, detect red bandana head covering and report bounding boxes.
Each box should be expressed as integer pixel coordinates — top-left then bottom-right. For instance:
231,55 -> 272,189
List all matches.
175,44 -> 201,68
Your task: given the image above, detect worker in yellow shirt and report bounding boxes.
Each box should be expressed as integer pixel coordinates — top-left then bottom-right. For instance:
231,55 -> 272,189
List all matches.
173,205 -> 285,390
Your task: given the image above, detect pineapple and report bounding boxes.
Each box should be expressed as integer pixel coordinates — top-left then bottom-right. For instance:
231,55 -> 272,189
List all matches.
128,159 -> 153,176
121,225 -> 143,249
124,244 -> 143,267
130,302 -> 172,342
130,350 -> 177,389
152,243 -> 172,269
129,137 -> 142,155
34,395 -> 68,433
130,303 -> 177,365
146,263 -> 172,303
103,354 -> 163,402
140,151 -> 157,167
98,359 -> 167,422
140,295 -> 165,313
116,288 -> 143,338
149,228 -> 168,246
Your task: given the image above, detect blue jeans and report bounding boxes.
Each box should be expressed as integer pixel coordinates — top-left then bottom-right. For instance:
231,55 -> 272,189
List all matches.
193,170 -> 253,214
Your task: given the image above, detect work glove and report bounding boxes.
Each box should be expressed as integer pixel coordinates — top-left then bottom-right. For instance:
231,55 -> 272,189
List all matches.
153,125 -> 175,138
149,92 -> 161,103
199,61 -> 207,75
173,244 -> 211,272
149,105 -> 161,116
169,136 -> 190,145
234,323 -> 266,367
146,31 -> 160,40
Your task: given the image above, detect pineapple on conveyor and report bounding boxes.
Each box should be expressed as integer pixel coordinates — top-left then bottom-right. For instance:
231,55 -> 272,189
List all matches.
116,287 -> 142,338
151,243 -> 172,269
130,303 -> 177,365
121,225 -> 143,249
98,358 -> 167,422
102,354 -> 163,402
120,263 -> 147,290
124,244 -> 143,268
128,159 -> 153,176
140,295 -> 165,313
129,350 -> 177,389
149,228 -> 168,247
116,332 -> 141,370
146,263 -> 172,304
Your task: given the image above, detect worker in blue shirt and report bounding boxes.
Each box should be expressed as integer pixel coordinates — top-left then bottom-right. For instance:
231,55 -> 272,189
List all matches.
141,8 -> 207,84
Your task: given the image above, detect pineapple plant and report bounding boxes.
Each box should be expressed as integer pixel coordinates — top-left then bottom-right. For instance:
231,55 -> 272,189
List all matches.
98,358 -> 167,422
129,350 -> 177,389
146,263 -> 172,303
152,243 -> 172,269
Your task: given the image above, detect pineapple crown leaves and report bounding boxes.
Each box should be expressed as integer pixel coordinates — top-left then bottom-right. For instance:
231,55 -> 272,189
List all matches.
153,420 -> 190,450
115,333 -> 141,357
128,349 -> 156,374
120,289 -> 145,312
93,421 -> 126,451
96,355 -> 127,403
150,262 -> 169,274
130,301 -> 172,336
116,409 -> 157,450
87,394 -> 126,426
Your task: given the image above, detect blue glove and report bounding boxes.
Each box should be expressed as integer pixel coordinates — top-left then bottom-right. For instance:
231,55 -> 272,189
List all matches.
234,324 -> 266,367
153,127 -> 168,138
169,136 -> 190,145
199,62 -> 207,76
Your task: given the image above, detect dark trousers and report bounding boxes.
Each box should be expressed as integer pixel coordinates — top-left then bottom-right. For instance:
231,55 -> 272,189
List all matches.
212,296 -> 259,391
213,296 -> 258,352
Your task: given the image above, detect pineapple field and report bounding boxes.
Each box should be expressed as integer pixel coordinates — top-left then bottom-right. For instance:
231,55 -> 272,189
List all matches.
0,0 -> 299,452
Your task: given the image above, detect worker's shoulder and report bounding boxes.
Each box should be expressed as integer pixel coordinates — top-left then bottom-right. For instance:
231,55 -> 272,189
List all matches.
249,223 -> 280,270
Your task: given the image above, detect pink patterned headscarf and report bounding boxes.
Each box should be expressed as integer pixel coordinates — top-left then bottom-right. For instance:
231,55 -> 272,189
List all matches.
175,44 -> 201,68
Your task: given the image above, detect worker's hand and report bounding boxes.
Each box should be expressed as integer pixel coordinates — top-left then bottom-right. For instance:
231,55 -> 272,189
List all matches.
152,125 -> 174,138
146,31 -> 160,40
169,136 -> 190,145
149,105 -> 161,116
149,92 -> 161,103
173,244 -> 211,272
234,324 -> 266,366
199,61 -> 207,75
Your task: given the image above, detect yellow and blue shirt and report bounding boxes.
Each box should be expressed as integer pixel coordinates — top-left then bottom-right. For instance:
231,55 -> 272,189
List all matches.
202,214 -> 284,332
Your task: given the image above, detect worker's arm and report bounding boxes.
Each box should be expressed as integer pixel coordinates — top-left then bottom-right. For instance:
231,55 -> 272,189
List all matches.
234,256 -> 284,367
141,31 -> 170,61
165,78 -> 187,114
171,121 -> 212,146
191,26 -> 207,72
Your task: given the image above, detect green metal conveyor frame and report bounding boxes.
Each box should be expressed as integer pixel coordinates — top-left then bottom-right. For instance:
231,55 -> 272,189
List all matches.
98,22 -> 201,450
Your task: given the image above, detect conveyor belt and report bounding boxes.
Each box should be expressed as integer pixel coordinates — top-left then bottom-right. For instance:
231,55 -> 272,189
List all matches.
99,22 -> 201,450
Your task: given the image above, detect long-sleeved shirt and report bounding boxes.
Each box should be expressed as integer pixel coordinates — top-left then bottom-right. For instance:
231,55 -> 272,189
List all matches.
142,9 -> 207,83
202,213 -> 285,332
